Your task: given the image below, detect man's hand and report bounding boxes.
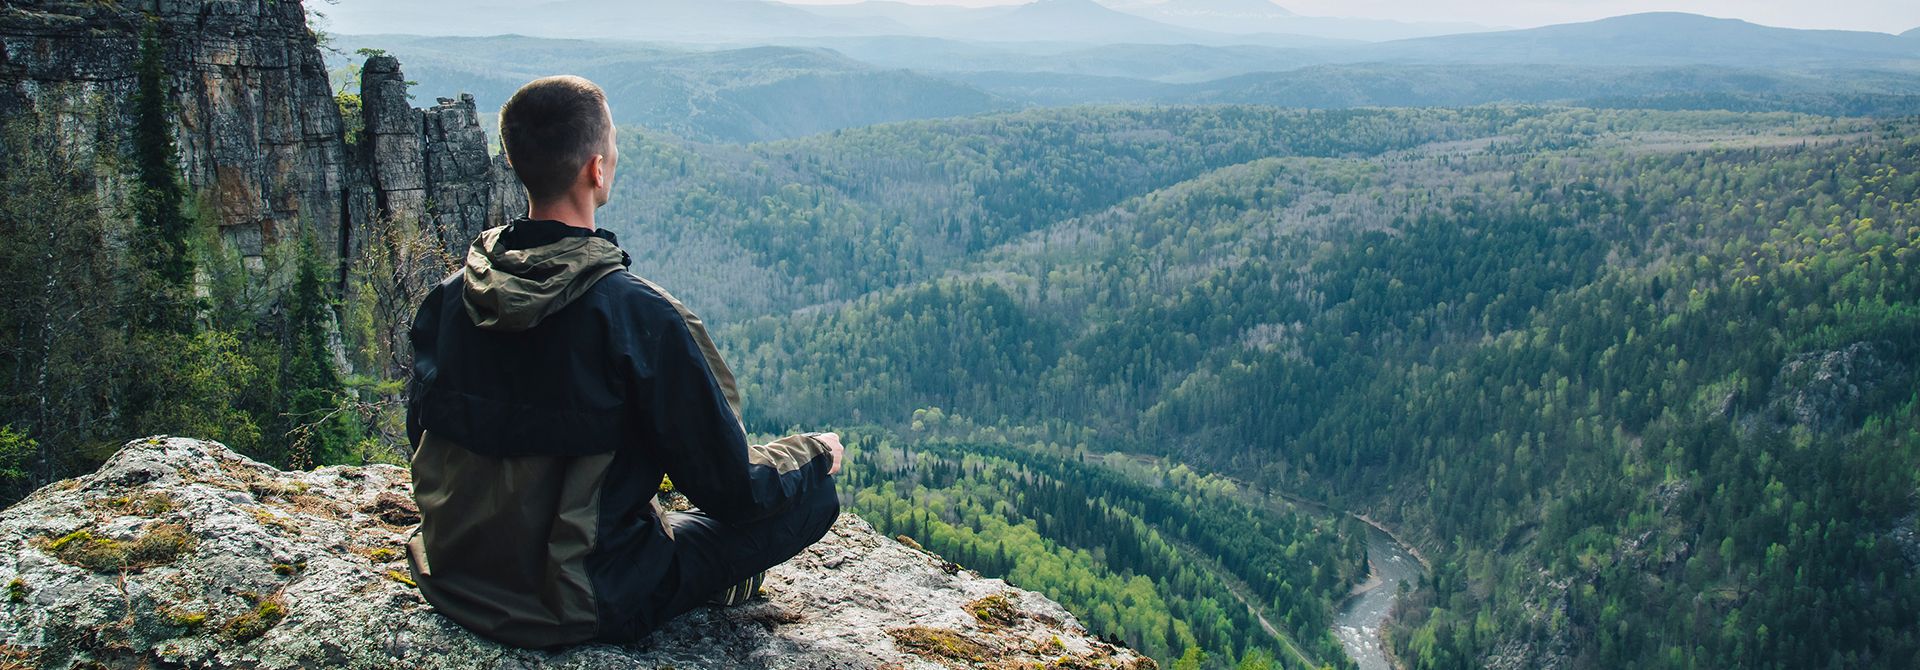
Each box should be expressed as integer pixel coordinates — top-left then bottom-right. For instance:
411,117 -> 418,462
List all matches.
813,432 -> 845,475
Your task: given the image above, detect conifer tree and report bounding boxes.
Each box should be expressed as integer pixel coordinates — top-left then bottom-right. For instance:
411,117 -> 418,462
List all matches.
128,17 -> 195,336
282,232 -> 357,468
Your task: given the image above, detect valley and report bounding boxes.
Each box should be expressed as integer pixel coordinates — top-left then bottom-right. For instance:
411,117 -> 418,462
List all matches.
4,2 -> 1917,668
598,106 -> 1919,668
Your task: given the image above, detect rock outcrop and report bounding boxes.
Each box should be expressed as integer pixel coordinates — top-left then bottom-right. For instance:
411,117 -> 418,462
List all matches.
356,54 -> 523,262
1764,341 -> 1910,432
0,438 -> 1151,669
0,0 -> 521,270
1,0 -> 352,258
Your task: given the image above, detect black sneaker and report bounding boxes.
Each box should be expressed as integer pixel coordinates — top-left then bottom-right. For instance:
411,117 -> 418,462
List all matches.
708,571 -> 767,606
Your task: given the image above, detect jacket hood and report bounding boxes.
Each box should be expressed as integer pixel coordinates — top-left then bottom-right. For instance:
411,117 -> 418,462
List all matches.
461,222 -> 628,332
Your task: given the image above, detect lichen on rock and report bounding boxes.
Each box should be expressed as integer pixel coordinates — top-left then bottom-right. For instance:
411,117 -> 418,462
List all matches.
0,437 -> 1148,669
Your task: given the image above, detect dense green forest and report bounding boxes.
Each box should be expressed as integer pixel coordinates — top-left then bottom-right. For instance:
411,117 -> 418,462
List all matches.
596,107 -> 1918,668
837,434 -> 1366,667
4,46 -> 1916,667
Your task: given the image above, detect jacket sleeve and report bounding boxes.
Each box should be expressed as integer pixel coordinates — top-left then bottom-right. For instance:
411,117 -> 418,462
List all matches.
405,280 -> 448,451
642,306 -> 834,525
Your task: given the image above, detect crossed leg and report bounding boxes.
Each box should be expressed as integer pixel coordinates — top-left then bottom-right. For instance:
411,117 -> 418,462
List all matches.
642,480 -> 842,629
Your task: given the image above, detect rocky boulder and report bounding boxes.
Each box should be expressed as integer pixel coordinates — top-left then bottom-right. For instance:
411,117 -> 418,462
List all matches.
1765,341 -> 1909,431
0,437 -> 1151,669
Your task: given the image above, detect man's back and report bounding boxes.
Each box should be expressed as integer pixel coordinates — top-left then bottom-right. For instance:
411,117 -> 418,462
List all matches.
405,219 -> 839,646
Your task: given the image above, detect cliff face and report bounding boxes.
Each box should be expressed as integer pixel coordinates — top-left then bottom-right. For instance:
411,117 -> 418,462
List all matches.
354,53 -> 525,262
0,437 -> 1151,669
1,0 -> 350,257
0,0 -> 520,269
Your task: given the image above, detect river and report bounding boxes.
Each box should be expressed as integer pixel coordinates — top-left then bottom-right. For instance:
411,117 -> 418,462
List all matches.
1088,452 -> 1427,669
1333,522 -> 1425,670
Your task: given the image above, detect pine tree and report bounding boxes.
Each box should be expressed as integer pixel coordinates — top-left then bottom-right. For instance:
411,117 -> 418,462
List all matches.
127,17 -> 195,336
281,232 -> 357,468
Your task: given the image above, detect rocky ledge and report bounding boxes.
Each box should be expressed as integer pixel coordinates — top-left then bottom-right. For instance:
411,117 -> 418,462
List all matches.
0,437 -> 1150,669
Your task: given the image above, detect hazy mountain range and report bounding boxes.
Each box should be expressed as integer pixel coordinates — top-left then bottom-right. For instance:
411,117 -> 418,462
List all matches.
333,8 -> 1920,143
333,35 -> 1009,142
1358,12 -> 1920,67
320,0 -> 1487,44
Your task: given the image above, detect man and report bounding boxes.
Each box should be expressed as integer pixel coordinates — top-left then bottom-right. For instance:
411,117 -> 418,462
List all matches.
403,75 -> 844,648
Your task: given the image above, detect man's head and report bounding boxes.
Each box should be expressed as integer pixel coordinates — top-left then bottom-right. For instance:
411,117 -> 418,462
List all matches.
499,75 -> 617,208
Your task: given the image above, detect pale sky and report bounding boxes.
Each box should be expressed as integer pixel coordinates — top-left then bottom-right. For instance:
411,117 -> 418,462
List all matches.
779,0 -> 1920,33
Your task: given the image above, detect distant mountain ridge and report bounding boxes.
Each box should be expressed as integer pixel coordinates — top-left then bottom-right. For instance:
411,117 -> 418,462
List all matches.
943,0 -> 1224,43
1103,0 -> 1295,19
317,0 -> 1483,44
332,34 -> 1011,143
326,10 -> 1920,143
1098,0 -> 1476,40
1361,12 -> 1920,66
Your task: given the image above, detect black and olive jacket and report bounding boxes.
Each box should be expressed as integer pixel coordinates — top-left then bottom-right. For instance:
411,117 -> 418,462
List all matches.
403,218 -> 835,647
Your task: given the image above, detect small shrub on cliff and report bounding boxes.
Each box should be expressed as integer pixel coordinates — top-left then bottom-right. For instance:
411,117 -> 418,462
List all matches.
0,427 -> 33,505
967,593 -> 1019,626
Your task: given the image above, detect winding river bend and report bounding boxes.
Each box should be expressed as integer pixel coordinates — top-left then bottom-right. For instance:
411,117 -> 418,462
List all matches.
1334,522 -> 1425,670
1092,453 -> 1428,669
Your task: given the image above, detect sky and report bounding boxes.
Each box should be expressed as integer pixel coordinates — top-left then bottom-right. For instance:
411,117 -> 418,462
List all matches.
777,0 -> 1920,33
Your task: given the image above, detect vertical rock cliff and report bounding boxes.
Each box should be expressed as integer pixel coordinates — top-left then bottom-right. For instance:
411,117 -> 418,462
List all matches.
1,0 -> 350,259
0,0 -> 522,273
358,54 -> 526,261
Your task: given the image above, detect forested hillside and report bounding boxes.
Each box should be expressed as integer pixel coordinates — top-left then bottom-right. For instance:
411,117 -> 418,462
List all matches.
7,29 -> 1915,665
10,1 -> 1918,668
840,434 -> 1367,667
599,107 -> 1919,669
601,106 -> 1532,322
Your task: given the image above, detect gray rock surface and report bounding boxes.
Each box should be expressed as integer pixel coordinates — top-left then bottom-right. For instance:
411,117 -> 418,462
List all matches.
421,93 -> 510,259
0,0 -> 523,270
0,437 -> 1152,669
1,0 -> 351,258
1765,341 -> 1909,431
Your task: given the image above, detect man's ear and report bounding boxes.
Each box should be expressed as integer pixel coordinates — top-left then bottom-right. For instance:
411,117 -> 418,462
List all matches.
588,153 -> 608,190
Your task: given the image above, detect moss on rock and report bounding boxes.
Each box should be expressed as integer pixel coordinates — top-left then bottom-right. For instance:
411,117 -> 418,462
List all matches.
968,593 -> 1020,627
36,522 -> 196,572
220,597 -> 286,642
888,626 -> 996,664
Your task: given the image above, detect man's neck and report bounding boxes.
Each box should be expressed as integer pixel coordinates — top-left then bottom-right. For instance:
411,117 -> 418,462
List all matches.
527,195 -> 598,231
